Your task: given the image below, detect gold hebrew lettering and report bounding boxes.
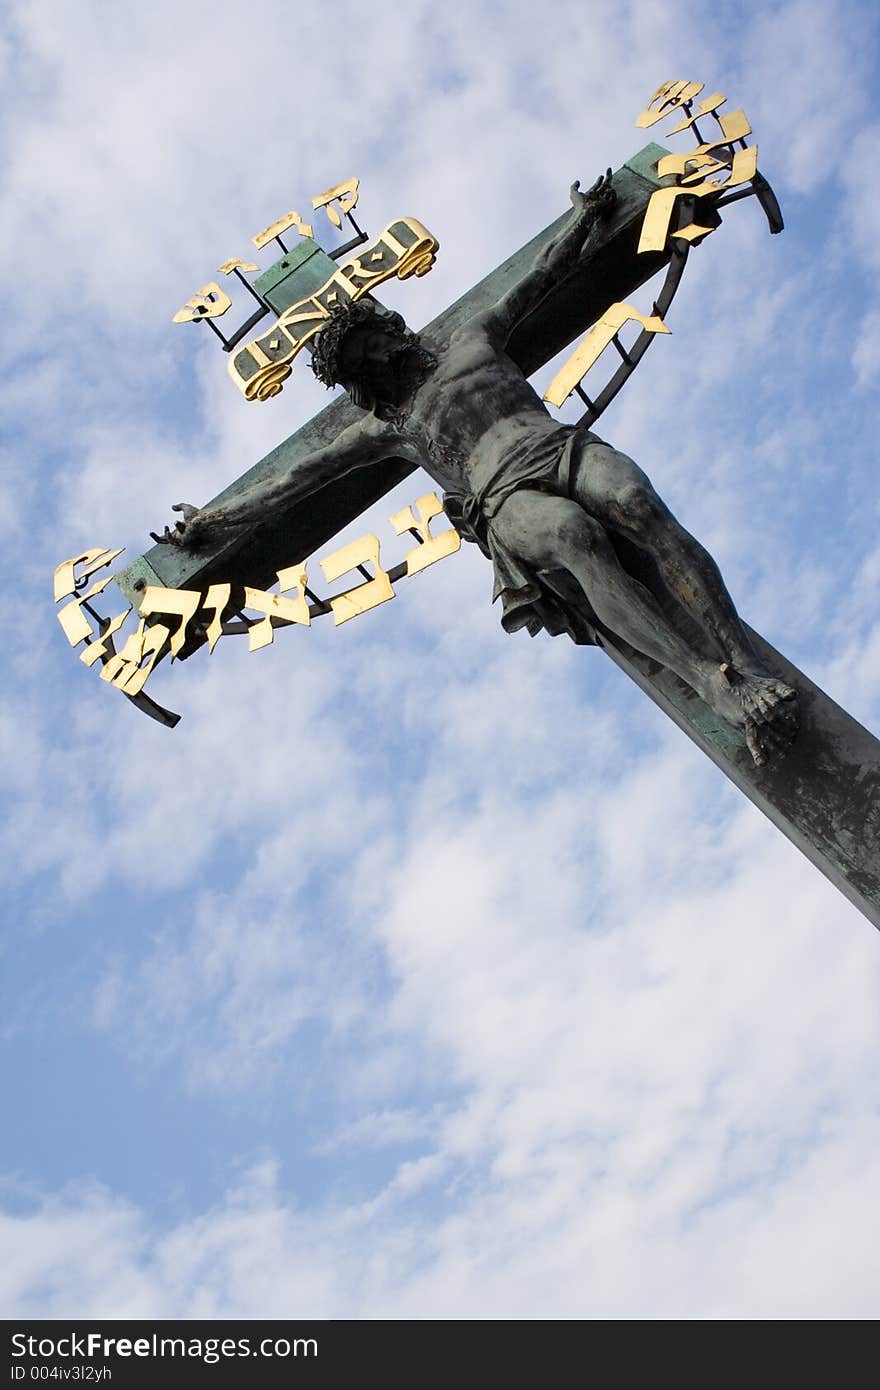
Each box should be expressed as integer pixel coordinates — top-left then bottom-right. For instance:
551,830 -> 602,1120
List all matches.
543,303 -> 670,408
218,257 -> 260,274
172,283 -> 232,324
137,586 -> 202,658
242,564 -> 311,652
389,493 -> 461,576
658,137 -> 753,183
638,143 -> 758,253
636,80 -> 705,128
56,574 -> 116,647
320,535 -> 394,626
666,99 -> 752,146
638,190 -> 712,253
101,619 -> 171,695
97,652 -> 128,685
98,626 -> 138,683
311,177 -> 360,229
716,108 -> 753,144
251,211 -> 314,248
672,150 -> 728,185
79,609 -> 131,669
202,583 -> 231,653
57,600 -> 93,647
666,91 -> 727,136
663,104 -> 753,174
54,547 -> 124,603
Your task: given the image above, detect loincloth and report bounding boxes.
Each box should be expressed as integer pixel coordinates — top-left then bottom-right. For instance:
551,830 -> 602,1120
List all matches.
443,425 -> 606,646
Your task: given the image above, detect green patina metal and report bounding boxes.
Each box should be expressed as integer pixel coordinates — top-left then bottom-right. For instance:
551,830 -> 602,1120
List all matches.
253,238 -> 339,317
600,627 -> 880,929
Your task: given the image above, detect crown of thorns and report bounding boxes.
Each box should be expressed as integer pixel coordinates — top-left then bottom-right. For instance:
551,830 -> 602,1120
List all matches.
310,300 -> 409,387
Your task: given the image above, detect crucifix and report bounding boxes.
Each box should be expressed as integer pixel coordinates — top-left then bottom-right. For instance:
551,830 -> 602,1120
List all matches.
56,82 -> 880,931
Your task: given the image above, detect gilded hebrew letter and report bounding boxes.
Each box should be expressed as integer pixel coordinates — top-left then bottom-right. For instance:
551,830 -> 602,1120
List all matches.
636,80 -> 705,128
665,126 -> 755,187
715,108 -> 752,144
669,150 -> 729,185
666,91 -> 727,137
53,547 -> 124,602
218,257 -> 260,275
543,303 -> 670,408
137,585 -> 202,657
667,97 -> 752,146
311,177 -> 360,230
251,211 -> 314,249
242,564 -> 311,651
638,144 -> 758,253
172,283 -> 232,324
320,535 -> 395,626
389,493 -> 461,576
100,619 -> 171,696
638,184 -> 714,254
56,574 -> 117,647
79,609 -> 132,669
202,583 -> 231,653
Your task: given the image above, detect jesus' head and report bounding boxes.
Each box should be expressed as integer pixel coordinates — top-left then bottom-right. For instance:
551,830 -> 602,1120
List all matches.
311,300 -> 435,419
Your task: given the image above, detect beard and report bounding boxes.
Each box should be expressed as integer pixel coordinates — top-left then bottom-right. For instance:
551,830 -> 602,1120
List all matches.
350,339 -> 437,419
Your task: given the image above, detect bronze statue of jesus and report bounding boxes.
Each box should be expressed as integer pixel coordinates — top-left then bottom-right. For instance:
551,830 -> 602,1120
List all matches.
160,172 -> 797,766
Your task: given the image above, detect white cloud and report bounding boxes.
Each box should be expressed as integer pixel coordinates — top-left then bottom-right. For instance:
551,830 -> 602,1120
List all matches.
741,0 -> 875,198
851,306 -> 880,388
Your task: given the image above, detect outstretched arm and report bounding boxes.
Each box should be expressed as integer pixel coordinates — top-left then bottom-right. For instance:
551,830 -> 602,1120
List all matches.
155,416 -> 399,549
477,171 -> 616,344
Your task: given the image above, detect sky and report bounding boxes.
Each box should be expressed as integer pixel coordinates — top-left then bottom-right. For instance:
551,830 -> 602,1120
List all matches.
2,0 -> 879,1320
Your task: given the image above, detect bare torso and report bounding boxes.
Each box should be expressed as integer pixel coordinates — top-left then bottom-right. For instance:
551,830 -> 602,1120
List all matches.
375,322 -> 566,495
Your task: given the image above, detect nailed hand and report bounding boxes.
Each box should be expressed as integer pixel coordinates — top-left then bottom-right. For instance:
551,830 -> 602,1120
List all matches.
570,169 -> 616,217
151,502 -> 209,549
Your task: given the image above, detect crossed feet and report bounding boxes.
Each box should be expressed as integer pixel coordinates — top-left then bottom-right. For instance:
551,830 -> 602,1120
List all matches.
697,662 -> 799,768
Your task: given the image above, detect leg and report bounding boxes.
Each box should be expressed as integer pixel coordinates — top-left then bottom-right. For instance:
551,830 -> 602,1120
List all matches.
571,444 -> 752,660
570,442 -> 798,759
492,490 -> 749,724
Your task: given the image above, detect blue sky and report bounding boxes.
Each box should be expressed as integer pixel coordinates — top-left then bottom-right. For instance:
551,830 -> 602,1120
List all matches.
2,0 -> 879,1318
